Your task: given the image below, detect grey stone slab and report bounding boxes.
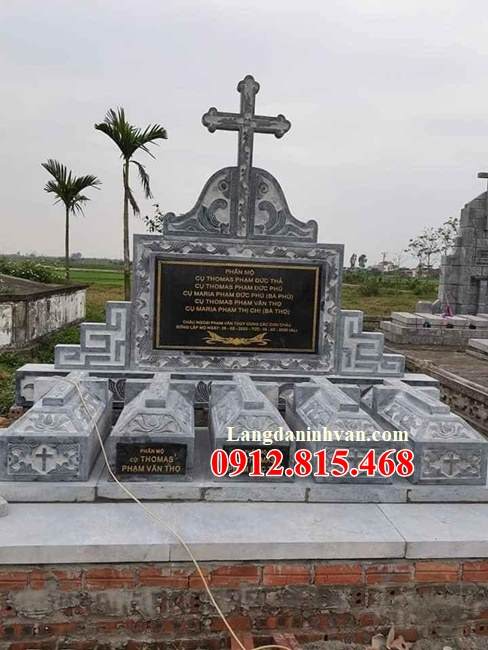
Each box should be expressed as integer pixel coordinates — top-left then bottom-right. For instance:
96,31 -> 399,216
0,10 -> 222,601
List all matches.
391,312 -> 425,326
468,338 -> 488,354
308,484 -> 408,503
203,483 -> 307,502
407,484 -> 488,502
97,479 -> 203,501
380,503 -> 488,558
167,502 -> 404,561
0,503 -> 172,564
0,496 -> 7,517
467,315 -> 488,329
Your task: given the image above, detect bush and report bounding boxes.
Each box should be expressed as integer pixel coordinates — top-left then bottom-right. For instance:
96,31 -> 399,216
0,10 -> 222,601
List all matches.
358,279 -> 381,296
0,257 -> 62,284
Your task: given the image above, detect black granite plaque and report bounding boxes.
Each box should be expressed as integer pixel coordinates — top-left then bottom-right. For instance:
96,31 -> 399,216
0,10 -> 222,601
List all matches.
116,443 -> 187,477
154,259 -> 321,353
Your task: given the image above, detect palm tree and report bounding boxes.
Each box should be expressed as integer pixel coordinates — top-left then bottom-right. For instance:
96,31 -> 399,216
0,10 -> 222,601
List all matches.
95,108 -> 167,299
42,160 -> 101,281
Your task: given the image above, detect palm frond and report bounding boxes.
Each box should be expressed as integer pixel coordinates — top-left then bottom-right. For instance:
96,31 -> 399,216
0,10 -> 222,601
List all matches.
71,195 -> 90,216
41,159 -> 100,212
95,107 -> 167,160
71,174 -> 101,195
131,160 -> 152,199
127,186 -> 140,215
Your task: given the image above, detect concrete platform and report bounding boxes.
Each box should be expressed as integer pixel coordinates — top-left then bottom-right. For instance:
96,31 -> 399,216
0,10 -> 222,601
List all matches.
4,500 -> 488,563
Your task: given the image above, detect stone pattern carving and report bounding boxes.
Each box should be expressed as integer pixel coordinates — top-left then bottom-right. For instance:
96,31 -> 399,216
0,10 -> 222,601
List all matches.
131,235 -> 342,374
0,372 -> 112,481
339,310 -> 404,377
371,379 -> 488,484
288,377 -> 393,483
164,168 -> 232,237
55,302 -> 131,371
164,166 -> 317,243
105,373 -> 195,480
7,442 -> 80,478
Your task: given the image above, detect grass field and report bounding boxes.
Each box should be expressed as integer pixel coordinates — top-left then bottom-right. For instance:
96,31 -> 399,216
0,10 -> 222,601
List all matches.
0,269 -> 436,416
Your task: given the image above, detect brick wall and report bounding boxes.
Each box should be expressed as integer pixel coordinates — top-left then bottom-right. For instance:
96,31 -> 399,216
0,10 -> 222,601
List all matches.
0,559 -> 487,649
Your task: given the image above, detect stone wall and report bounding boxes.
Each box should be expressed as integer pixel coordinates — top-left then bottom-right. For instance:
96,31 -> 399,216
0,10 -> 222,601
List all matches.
1,559 -> 487,648
0,287 -> 85,350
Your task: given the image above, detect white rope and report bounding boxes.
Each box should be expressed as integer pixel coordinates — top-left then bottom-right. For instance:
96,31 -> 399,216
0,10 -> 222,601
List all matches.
62,377 -> 289,650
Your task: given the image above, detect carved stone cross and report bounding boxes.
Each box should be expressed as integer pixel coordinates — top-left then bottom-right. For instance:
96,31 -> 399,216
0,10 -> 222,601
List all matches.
35,445 -> 54,473
202,75 -> 291,235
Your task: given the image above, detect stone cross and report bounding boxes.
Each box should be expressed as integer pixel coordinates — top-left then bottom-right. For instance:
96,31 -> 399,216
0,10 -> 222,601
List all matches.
202,75 -> 291,235
35,446 -> 54,472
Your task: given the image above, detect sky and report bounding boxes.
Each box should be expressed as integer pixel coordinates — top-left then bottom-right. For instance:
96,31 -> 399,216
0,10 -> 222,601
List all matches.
1,0 -> 488,266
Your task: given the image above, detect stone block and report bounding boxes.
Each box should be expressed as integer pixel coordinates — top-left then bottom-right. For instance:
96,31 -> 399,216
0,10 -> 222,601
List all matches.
391,312 -> 424,326
288,377 -> 398,483
106,373 -> 195,481
371,379 -> 488,485
339,311 -> 404,376
0,496 -> 7,517
209,374 -> 294,479
0,372 -> 112,482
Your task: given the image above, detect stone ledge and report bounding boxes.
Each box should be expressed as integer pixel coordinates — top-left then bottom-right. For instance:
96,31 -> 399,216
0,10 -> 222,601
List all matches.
3,501 -> 488,564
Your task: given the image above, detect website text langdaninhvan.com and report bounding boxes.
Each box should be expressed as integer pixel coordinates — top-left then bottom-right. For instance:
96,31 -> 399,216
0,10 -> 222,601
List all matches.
226,427 -> 409,446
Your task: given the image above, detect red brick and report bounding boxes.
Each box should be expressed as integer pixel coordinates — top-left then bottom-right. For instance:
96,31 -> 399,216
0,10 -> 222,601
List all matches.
138,566 -> 189,588
263,564 -> 310,586
415,561 -> 460,583
29,569 -> 46,590
314,563 -> 363,585
356,611 -> 381,627
211,615 -> 251,632
365,562 -> 413,584
189,568 -> 211,589
0,572 -> 29,591
463,561 -> 488,583
85,567 -> 135,589
52,569 -> 83,591
212,564 -> 261,587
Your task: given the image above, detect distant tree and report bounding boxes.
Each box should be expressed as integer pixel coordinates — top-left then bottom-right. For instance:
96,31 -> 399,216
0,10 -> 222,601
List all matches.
358,254 -> 367,269
405,227 -> 441,275
438,216 -> 459,256
95,108 -> 167,299
42,159 -> 101,281
144,203 -> 165,233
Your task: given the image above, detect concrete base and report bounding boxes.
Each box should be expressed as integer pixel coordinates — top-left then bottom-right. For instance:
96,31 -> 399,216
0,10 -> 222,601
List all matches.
3,500 -> 488,563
